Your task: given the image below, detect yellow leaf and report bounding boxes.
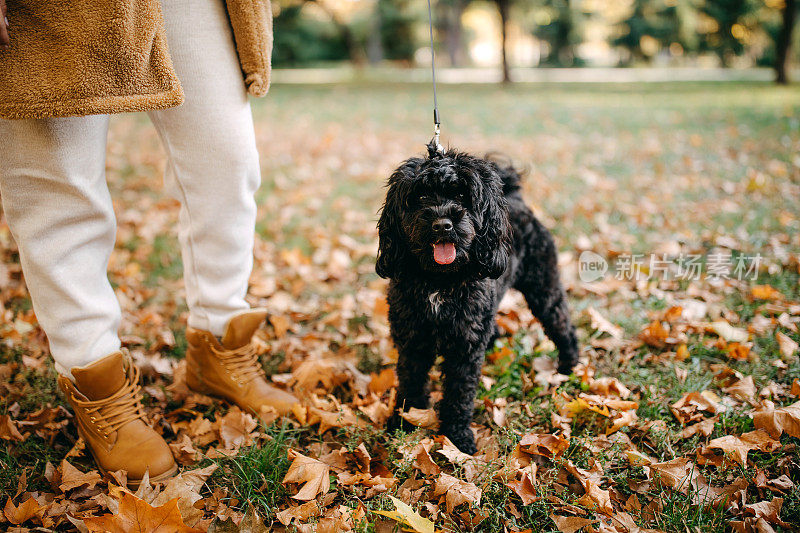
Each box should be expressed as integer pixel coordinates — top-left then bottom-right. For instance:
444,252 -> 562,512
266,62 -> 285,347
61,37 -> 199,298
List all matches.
711,321 -> 749,343
564,397 -> 610,417
373,496 -> 434,533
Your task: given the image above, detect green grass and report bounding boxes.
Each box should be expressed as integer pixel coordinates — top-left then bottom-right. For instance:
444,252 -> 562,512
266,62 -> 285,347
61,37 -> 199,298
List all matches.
1,80 -> 798,530
208,424 -> 295,520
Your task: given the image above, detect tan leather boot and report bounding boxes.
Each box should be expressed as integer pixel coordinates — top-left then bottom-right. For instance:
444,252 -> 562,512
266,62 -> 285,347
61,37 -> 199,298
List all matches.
185,309 -> 299,420
58,352 -> 177,487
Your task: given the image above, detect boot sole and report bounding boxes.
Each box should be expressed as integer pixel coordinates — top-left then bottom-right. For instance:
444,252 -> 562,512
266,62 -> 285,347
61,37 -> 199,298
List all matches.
186,374 -> 296,418
94,458 -> 179,489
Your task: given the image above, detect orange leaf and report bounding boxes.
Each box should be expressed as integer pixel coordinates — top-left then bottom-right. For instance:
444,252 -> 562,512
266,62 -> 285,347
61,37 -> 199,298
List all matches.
368,368 -> 397,395
0,415 -> 26,442
3,497 -> 42,525
639,321 -> 669,348
751,285 -> 783,300
550,514 -> 596,533
725,342 -> 751,361
83,492 -> 201,532
518,433 -> 569,458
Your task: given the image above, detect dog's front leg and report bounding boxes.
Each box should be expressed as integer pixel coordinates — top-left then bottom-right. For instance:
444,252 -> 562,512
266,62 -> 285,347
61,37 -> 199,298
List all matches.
437,342 -> 485,455
387,330 -> 437,433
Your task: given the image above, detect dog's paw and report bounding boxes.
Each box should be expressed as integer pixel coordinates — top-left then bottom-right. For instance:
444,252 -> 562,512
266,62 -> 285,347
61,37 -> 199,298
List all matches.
443,428 -> 477,455
386,412 -> 417,434
557,361 -> 576,376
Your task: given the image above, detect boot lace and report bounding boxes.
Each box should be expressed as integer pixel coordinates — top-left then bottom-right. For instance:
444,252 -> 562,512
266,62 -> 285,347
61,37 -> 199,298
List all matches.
211,341 -> 266,384
74,366 -> 148,439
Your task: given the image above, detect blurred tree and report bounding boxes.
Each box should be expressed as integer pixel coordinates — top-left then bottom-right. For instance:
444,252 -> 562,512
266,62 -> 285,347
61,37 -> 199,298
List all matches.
698,0 -> 761,66
367,3 -> 384,64
305,0 -> 367,64
775,0 -> 797,83
272,3 -> 349,66
531,0 -> 584,67
378,0 -> 418,61
436,0 -> 471,66
496,0 -> 513,81
612,0 -> 696,64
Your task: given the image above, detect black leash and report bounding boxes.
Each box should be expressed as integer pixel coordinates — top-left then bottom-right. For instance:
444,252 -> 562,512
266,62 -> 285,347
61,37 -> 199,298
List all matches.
426,0 -> 443,153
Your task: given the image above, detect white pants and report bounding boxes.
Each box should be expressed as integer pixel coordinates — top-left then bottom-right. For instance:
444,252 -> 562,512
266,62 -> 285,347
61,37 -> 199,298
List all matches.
0,0 -> 260,374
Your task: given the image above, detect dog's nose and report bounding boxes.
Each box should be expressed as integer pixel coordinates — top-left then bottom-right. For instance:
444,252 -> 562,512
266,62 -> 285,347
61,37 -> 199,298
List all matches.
432,218 -> 454,233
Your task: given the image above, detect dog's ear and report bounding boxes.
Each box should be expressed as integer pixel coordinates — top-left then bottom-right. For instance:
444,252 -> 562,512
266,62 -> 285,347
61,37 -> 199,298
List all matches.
468,161 -> 512,279
376,158 -> 423,279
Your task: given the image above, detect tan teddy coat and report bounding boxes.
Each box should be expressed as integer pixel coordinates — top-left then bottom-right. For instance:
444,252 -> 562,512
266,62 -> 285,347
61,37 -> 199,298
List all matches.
0,0 -> 272,119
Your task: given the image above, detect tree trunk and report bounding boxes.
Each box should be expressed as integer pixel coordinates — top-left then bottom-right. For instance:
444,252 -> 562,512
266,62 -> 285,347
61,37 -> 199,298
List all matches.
497,0 -> 511,83
776,0 -> 797,84
367,3 -> 384,65
444,0 -> 467,67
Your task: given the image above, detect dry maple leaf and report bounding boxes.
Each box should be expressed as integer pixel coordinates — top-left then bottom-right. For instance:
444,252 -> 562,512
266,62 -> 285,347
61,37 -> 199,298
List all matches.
59,460 -> 102,492
282,449 -> 331,501
84,492 -> 202,533
586,307 -> 623,339
3,496 -> 42,525
670,391 -> 721,425
776,331 -> 798,359
744,498 -> 790,528
290,358 -> 369,396
575,480 -> 613,515
400,407 -> 439,429
409,440 -> 441,477
432,473 -> 481,514
308,404 -> 360,434
518,433 -> 570,458
207,504 -> 270,532
647,457 -> 699,494
150,465 -> 218,527
752,400 -> 800,439
705,430 -> 781,466
216,407 -> 258,450
692,476 -> 748,507
0,415 -> 26,442
722,375 -> 756,402
587,377 -> 631,398
639,320 -> 670,348
169,434 -> 200,466
680,417 -> 717,439
506,470 -> 537,505
550,514 -> 596,533
276,501 -> 321,526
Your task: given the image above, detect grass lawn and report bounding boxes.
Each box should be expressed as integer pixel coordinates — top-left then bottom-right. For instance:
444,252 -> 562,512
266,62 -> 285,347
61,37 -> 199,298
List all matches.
1,80 -> 799,532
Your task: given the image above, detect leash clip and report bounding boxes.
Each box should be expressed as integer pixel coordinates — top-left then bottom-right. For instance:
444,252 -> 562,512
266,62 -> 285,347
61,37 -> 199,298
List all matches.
433,122 -> 443,154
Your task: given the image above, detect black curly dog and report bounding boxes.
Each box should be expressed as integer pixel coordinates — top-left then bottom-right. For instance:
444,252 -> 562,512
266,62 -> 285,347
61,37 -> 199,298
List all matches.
376,143 -> 579,454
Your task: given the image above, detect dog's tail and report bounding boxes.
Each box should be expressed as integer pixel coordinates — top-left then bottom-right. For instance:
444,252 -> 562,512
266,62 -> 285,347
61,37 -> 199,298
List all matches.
485,152 -> 526,196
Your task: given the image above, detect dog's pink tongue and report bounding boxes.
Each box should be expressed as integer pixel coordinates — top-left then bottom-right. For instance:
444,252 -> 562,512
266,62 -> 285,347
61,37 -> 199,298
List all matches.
433,243 -> 456,265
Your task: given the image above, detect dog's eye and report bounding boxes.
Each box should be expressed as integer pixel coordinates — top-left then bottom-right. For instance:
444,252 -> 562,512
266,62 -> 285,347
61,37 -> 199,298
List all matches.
455,192 -> 467,202
418,194 -> 430,203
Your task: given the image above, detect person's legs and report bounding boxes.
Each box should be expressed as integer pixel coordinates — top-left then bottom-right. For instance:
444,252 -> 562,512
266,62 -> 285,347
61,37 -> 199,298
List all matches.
149,0 -> 261,337
0,115 -> 177,485
151,0 -> 298,419
0,115 -> 122,375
